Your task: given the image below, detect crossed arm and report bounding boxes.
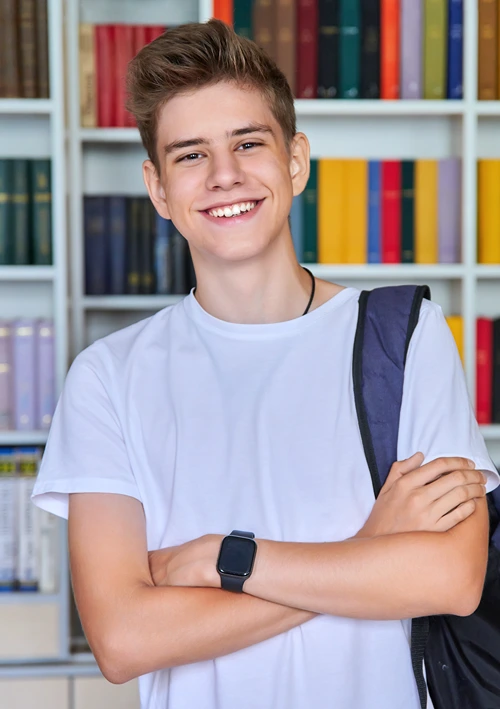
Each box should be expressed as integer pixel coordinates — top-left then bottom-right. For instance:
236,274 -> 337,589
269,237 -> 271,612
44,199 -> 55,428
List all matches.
68,455 -> 490,684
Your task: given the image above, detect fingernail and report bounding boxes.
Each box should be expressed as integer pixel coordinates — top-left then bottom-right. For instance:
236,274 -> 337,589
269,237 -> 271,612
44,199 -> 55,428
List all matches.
483,472 -> 488,484
467,459 -> 475,468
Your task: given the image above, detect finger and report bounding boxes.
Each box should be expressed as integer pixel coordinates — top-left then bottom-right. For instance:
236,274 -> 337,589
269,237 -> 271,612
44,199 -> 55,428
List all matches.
423,469 -> 487,501
384,452 -> 425,488
432,482 -> 486,520
402,457 -> 476,489
434,499 -> 477,532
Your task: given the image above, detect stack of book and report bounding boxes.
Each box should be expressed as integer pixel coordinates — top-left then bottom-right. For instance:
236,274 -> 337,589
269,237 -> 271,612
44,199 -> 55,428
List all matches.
0,159 -> 52,266
0,319 -> 55,432
478,161 -> 500,264
0,447 -> 59,594
214,0 -> 463,100
478,0 -> 500,99
0,0 -> 49,98
84,196 -> 196,296
293,157 -> 461,264
79,24 -> 165,127
477,317 -> 500,424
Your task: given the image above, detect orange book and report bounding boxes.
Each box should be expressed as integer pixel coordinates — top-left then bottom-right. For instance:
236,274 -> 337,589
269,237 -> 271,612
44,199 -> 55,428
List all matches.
318,160 -> 344,264
478,160 -> 500,263
344,160 -> 368,264
213,0 -> 233,25
414,160 -> 438,263
381,0 -> 400,99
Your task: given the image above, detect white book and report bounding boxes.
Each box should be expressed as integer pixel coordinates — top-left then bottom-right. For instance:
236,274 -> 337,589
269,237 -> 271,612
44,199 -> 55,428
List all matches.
35,508 -> 59,594
0,450 -> 17,591
16,448 -> 41,591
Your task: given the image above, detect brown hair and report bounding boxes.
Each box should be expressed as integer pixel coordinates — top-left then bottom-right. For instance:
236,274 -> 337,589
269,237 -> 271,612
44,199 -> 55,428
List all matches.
126,19 -> 297,175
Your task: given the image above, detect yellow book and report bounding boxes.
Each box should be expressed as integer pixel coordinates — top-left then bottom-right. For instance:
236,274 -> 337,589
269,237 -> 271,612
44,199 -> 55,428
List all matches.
344,160 -> 367,264
415,160 -> 438,263
79,24 -> 97,128
318,159 -> 344,264
445,315 -> 464,365
478,160 -> 500,264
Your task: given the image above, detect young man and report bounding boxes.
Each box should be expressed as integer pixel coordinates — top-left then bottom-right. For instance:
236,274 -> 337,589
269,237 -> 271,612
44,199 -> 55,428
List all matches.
32,19 -> 499,709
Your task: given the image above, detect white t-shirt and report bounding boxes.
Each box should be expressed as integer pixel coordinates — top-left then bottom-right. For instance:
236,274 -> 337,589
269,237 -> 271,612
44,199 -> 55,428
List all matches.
32,286 -> 499,709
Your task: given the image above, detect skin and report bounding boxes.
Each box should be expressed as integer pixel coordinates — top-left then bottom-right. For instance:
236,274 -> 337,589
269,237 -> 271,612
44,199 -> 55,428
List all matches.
69,81 -> 490,685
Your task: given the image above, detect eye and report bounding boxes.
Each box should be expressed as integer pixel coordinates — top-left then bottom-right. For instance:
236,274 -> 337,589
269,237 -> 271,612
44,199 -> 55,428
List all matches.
239,142 -> 261,150
178,153 -> 203,162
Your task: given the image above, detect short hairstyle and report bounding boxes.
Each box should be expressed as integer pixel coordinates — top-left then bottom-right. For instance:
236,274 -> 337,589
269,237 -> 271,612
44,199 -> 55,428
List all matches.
126,19 -> 297,175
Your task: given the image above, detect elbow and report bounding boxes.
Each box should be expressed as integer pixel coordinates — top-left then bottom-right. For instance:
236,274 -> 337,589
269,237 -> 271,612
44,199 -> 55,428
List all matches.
450,575 -> 484,617
96,635 -> 137,685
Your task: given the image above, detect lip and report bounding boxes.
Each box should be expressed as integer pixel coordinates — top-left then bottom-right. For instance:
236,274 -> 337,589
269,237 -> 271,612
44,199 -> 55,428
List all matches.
201,199 -> 264,226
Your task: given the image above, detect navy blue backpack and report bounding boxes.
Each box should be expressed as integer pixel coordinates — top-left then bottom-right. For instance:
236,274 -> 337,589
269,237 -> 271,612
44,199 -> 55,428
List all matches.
352,284 -> 500,709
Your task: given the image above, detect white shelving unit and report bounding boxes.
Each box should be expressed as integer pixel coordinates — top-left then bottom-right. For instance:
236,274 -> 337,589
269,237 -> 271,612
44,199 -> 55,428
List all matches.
0,0 -> 71,674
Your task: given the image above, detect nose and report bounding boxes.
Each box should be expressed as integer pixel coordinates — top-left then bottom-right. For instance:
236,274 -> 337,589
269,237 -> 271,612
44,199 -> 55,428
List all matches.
206,148 -> 246,191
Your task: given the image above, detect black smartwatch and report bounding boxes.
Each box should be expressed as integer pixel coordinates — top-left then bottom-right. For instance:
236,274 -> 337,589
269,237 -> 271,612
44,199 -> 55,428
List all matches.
216,530 -> 257,592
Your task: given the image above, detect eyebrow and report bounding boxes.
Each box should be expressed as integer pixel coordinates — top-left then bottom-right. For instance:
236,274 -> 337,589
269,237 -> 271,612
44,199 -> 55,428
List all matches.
163,122 -> 275,156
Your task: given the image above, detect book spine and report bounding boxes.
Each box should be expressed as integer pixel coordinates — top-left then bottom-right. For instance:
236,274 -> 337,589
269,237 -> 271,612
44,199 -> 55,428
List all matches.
477,160 -> 500,264
171,229 -> 189,295
415,159 -> 438,263
96,25 -> 115,127
476,317 -> 493,424
493,317 -> 500,423
35,0 -> 49,98
401,160 -> 415,263
114,24 -> 135,128
0,322 -> 12,430
276,0 -> 296,96
126,198 -> 141,295
12,160 -> 30,266
155,214 -> 173,294
290,194 -> 304,262
478,0 -> 498,100
140,199 -> 155,295
0,449 -> 17,591
79,24 -> 97,128
344,160 -> 367,262
318,0 -> 339,98
424,0 -> 448,99
35,507 -> 59,594
213,0 -> 234,25
381,0 -> 400,99
84,196 -> 109,295
19,0 -> 37,98
108,196 -> 127,295
381,160 -> 401,263
302,158 -> 318,263
133,25 -> 148,56
0,159 -> 13,265
35,319 -> 55,430
253,0 -> 276,63
1,0 -> 20,97
234,0 -> 254,39
16,448 -> 39,591
400,0 -> 422,98
339,0 -> 361,98
367,160 -> 381,263
318,159 -> 344,263
447,0 -> 463,99
438,157 -> 461,263
446,315 -> 464,365
297,0 -> 318,99
360,0 -> 381,98
30,159 -> 52,265
12,320 -> 36,431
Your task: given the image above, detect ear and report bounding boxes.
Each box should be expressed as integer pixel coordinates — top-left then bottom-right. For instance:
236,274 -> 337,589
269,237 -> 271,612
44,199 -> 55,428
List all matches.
289,132 -> 310,197
143,160 -> 172,220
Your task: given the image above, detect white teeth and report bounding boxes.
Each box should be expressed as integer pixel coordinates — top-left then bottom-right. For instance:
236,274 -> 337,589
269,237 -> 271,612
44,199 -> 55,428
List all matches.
208,201 -> 257,218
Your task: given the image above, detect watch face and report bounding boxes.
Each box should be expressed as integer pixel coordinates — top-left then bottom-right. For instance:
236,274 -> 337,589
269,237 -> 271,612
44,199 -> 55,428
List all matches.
217,535 -> 256,577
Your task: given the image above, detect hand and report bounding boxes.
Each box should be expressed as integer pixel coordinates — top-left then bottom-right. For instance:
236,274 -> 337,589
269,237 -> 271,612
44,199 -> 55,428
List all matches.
148,534 -> 223,588
356,454 -> 487,538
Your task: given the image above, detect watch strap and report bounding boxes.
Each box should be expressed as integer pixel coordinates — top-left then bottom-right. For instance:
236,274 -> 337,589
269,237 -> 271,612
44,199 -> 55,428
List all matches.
230,530 -> 255,539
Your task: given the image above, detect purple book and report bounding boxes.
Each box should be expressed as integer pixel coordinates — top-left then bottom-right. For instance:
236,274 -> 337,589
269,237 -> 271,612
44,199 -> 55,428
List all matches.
401,0 -> 423,99
35,319 -> 55,430
0,321 -> 12,430
12,319 -> 36,431
438,158 -> 462,264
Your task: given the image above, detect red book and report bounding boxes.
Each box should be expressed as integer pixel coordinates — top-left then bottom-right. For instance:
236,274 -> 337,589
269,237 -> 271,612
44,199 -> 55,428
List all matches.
133,25 -> 148,56
113,25 -> 135,127
381,161 -> 401,263
381,0 -> 400,99
296,0 -> 318,99
95,25 -> 115,127
476,317 -> 493,424
213,0 -> 233,25
145,26 -> 165,44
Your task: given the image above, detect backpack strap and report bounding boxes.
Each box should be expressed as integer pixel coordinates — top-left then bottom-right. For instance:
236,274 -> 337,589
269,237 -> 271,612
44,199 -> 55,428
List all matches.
352,284 -> 431,709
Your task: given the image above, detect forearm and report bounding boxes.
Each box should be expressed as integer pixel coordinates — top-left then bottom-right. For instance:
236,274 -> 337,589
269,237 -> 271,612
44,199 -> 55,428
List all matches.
244,530 -> 476,620
107,585 -> 316,683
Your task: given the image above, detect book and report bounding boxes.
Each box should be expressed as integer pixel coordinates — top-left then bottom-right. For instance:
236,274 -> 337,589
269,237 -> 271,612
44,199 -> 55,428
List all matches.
35,0 -> 49,98
0,448 -> 17,592
318,0 -> 339,98
95,25 -> 115,127
0,159 -> 13,265
381,0 -> 400,99
290,194 -> 304,261
84,196 -> 108,295
447,0 -> 463,99
478,0 -> 498,100
35,507 -> 59,594
297,0 -> 318,98
31,160 -> 52,266
35,320 -> 55,430
79,24 -> 97,128
139,199 -> 156,295
339,0 -> 361,98
415,159 -> 438,263
12,160 -> 30,266
126,198 -> 141,295
438,157 -> 461,263
401,160 -> 415,263
19,0 -> 37,98
360,0 -> 380,98
344,159 -> 367,262
302,158 -> 318,263
171,229 -> 189,295
276,0 -> 296,96
108,196 -> 127,295
477,317 -> 493,424
493,317 -> 500,423
213,0 -> 233,25
234,0 -> 254,39
114,24 -> 135,128
478,160 -> 500,264
318,159 -> 344,263
16,448 -> 40,591
0,322 -> 11,431
155,215 -> 173,295
0,0 -> 20,97
424,0 -> 448,99
446,315 -> 464,365
367,160 -> 381,263
12,320 -> 36,431
381,161 -> 401,263
401,0 -> 423,98
253,0 -> 276,63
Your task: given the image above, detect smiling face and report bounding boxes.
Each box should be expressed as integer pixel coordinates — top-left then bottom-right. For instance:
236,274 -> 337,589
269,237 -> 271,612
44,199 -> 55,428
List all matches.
143,81 -> 310,267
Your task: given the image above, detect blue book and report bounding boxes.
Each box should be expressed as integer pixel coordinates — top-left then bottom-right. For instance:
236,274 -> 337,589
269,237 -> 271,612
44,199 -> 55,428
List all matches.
367,161 -> 381,263
84,196 -> 109,295
290,194 -> 304,262
108,197 -> 127,295
155,214 -> 173,294
447,0 -> 463,99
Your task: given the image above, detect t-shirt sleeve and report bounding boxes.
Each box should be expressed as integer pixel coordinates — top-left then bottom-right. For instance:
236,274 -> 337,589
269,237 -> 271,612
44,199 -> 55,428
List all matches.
31,348 -> 142,520
397,301 -> 500,493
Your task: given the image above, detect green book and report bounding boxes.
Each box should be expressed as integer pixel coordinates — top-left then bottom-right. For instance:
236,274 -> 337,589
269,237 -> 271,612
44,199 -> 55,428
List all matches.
302,159 -> 318,263
424,0 -> 448,99
339,0 -> 361,98
30,160 -> 52,265
234,0 -> 253,40
12,160 -> 30,265
0,160 -> 13,265
401,161 -> 415,263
